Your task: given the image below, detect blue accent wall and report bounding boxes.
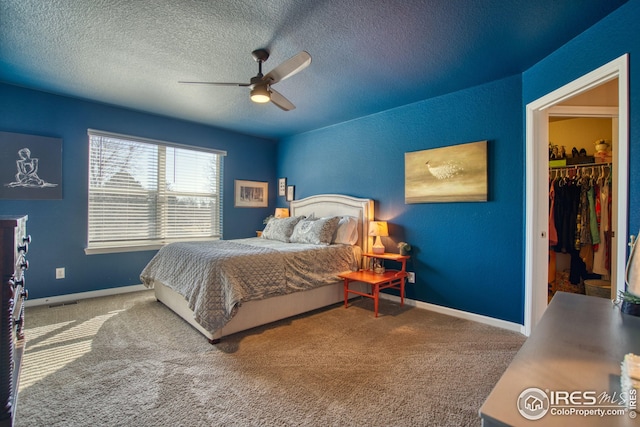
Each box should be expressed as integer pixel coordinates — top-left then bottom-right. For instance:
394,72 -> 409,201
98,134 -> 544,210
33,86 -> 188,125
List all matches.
279,76 -> 525,323
0,83 -> 277,300
278,0 -> 640,325
523,0 -> 640,237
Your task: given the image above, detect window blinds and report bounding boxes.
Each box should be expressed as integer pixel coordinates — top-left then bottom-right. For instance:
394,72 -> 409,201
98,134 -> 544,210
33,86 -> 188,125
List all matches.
87,130 -> 225,251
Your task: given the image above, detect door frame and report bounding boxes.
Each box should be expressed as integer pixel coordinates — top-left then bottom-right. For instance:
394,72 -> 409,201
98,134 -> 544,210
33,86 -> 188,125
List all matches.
524,54 -> 629,336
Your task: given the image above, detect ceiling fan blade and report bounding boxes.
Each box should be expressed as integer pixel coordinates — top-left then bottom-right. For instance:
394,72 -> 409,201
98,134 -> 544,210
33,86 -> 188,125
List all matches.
269,88 -> 296,111
263,51 -> 311,84
178,81 -> 251,87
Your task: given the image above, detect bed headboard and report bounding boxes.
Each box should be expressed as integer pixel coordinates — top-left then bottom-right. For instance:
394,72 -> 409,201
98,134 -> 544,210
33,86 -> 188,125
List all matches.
290,194 -> 374,253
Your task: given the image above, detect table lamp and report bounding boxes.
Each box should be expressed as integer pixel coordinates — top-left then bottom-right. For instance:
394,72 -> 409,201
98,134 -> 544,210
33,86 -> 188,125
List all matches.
274,208 -> 290,218
369,221 -> 388,254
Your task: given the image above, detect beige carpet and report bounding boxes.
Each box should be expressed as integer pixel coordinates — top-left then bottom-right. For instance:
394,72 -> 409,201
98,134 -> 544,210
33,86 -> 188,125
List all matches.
16,290 -> 524,426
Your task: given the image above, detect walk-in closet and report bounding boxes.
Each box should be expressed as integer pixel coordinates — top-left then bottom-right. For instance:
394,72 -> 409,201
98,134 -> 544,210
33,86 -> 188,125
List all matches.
547,80 -> 618,302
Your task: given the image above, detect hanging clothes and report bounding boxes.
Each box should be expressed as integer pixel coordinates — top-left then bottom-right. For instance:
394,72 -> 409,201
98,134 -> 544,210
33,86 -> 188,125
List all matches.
550,164 -> 612,285
587,184 -> 600,245
552,175 -> 580,254
577,178 -> 592,249
593,174 -> 610,276
549,180 -> 558,247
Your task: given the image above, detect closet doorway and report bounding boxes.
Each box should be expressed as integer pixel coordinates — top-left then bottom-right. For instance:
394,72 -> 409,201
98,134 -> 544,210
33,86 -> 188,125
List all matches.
548,105 -> 617,302
524,54 -> 629,336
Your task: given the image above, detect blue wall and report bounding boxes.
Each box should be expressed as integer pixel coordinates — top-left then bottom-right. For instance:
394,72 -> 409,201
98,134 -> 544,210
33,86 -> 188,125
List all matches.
278,0 -> 640,325
279,76 -> 525,323
0,83 -> 277,300
523,0 -> 640,236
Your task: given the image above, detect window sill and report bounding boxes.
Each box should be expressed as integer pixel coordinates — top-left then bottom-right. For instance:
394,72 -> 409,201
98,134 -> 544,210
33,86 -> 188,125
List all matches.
85,238 -> 220,255
85,244 -> 164,255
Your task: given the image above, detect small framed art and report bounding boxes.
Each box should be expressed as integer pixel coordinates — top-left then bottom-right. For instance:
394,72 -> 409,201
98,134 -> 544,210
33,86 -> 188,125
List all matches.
234,180 -> 268,207
286,185 -> 295,202
278,177 -> 287,197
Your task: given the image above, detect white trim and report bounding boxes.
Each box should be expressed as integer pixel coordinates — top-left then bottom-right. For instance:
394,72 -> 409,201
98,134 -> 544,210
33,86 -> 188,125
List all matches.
524,53 -> 629,336
26,282 -> 524,335
25,284 -> 147,307
84,237 -> 221,255
548,105 -> 619,117
85,244 -> 164,255
87,128 -> 227,156
379,294 -> 524,334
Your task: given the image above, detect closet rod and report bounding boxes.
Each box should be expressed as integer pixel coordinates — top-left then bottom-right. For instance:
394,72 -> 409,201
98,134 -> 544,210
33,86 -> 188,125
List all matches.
549,162 -> 611,170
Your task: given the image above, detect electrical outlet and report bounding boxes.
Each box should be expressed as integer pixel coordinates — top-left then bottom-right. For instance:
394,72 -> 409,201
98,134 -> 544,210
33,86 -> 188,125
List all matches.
407,272 -> 415,283
56,267 -> 65,279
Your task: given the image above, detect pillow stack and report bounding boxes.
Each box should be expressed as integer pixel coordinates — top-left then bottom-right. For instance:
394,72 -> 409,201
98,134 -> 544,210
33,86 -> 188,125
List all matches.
261,215 -> 359,246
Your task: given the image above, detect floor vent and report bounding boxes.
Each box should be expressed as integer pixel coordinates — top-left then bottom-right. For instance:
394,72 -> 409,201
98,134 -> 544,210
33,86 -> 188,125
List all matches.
48,301 -> 79,308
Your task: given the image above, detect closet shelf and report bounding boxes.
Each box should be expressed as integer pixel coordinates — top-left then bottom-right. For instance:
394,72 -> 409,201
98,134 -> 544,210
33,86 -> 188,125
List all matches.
549,162 -> 611,170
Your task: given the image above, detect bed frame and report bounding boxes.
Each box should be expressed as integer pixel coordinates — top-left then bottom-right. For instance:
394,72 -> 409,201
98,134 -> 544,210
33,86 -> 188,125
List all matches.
152,194 -> 374,343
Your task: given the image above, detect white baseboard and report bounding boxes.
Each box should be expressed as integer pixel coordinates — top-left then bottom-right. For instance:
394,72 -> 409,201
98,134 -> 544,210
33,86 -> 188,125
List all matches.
379,293 -> 525,334
25,284 -> 148,307
25,284 -> 526,334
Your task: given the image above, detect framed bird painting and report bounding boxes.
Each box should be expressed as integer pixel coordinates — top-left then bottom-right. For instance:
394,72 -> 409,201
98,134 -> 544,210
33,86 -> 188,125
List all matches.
404,140 -> 487,203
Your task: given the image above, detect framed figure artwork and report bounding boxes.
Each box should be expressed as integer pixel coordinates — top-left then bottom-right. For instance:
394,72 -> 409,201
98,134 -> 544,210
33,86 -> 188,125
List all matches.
286,185 -> 295,202
0,131 -> 63,200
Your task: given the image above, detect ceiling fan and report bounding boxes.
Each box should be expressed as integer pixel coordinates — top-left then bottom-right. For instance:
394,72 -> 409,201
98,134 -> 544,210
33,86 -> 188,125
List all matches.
179,49 -> 311,111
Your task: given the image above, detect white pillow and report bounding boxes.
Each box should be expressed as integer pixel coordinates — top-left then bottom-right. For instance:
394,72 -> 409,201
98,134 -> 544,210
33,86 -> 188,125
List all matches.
332,216 -> 358,245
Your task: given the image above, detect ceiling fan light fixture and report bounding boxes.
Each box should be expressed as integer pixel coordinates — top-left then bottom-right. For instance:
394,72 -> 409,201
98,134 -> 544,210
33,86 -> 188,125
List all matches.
179,49 -> 310,111
250,86 -> 270,103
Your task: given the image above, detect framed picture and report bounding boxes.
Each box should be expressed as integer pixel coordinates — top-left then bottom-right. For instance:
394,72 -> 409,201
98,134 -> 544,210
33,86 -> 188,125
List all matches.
405,140 -> 487,203
278,177 -> 287,196
286,185 -> 295,202
0,131 -> 63,200
234,180 -> 268,207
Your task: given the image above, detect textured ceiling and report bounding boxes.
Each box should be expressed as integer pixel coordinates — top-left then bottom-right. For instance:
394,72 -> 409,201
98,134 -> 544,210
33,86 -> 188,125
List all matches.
0,0 -> 629,139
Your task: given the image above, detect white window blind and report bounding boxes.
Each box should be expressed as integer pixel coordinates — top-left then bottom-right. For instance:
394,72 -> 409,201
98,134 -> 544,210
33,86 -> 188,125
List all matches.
87,130 -> 225,253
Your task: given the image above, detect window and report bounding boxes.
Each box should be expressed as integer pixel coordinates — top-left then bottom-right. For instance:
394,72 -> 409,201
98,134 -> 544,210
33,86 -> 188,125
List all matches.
86,130 -> 225,254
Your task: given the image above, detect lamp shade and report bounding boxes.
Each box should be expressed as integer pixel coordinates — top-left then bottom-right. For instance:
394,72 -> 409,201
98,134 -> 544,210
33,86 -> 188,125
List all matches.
274,208 -> 290,218
368,221 -> 389,237
368,221 -> 388,254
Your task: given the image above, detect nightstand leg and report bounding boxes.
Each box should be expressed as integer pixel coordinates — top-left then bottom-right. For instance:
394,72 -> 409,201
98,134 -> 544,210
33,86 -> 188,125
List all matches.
343,278 -> 349,309
374,283 -> 379,317
401,278 -> 405,307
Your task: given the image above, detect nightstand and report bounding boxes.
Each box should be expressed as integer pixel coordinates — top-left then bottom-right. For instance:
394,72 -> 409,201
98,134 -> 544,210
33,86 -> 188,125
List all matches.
338,252 -> 409,317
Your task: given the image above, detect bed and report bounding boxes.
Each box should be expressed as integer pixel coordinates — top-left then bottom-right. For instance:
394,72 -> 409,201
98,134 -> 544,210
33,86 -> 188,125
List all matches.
141,194 -> 374,343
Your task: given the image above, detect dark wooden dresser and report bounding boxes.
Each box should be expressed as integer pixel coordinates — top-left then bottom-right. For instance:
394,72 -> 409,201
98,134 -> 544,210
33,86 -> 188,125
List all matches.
0,216 -> 29,427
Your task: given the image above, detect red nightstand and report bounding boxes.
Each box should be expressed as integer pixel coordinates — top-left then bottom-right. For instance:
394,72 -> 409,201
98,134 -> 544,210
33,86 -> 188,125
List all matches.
338,252 -> 409,317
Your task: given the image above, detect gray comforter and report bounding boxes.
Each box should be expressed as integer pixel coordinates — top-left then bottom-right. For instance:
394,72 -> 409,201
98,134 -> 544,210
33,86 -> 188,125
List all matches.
140,238 -> 361,334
